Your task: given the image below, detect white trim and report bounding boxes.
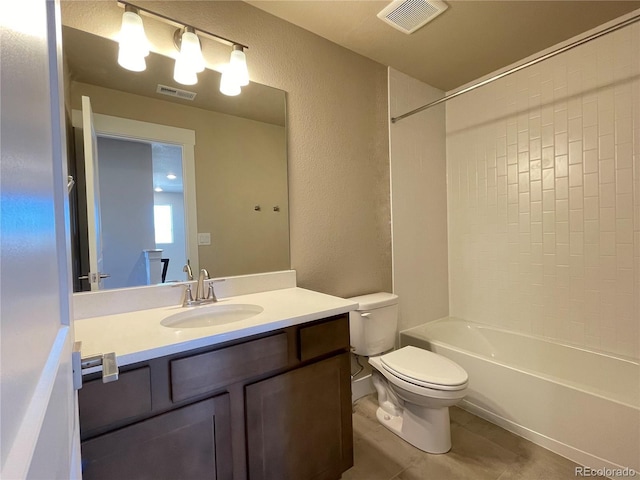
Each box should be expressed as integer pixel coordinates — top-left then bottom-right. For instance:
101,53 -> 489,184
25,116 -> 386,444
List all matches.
72,110 -> 199,273
69,392 -> 82,480
1,327 -> 70,480
72,111 -> 195,146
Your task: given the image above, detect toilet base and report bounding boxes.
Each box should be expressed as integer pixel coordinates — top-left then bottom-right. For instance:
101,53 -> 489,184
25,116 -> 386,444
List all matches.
375,403 -> 452,454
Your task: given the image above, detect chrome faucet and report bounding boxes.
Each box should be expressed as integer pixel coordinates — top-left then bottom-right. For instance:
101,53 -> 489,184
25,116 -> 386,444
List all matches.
176,270 -> 225,307
183,261 -> 193,281
196,268 -> 209,301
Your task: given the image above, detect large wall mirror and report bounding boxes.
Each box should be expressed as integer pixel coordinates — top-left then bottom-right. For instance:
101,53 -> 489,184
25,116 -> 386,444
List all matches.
61,21 -> 289,292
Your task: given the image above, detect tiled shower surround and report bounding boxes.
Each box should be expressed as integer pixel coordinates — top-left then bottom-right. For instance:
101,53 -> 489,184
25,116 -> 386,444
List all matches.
446,21 -> 639,358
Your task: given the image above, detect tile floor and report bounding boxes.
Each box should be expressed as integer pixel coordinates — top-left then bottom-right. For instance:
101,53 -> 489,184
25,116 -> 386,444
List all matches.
342,395 -> 606,480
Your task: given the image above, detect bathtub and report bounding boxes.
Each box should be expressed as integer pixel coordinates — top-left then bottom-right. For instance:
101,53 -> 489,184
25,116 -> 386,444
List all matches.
401,317 -> 640,473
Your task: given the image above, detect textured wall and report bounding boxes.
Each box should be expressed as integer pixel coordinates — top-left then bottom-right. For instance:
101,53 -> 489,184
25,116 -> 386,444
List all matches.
389,69 -> 449,332
447,22 -> 639,358
61,1 -> 391,297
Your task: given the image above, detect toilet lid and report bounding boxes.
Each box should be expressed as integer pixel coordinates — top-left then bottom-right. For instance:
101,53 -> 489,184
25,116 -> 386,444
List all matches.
380,346 -> 468,388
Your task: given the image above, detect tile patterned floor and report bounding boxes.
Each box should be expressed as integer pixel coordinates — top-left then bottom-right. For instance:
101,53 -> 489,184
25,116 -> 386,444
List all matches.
342,395 -> 606,480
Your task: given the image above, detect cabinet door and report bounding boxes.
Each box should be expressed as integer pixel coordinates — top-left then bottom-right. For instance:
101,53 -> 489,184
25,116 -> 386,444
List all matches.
81,394 -> 233,480
246,353 -> 353,480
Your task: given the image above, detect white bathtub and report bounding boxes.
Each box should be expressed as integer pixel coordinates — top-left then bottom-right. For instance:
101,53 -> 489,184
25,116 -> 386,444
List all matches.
401,317 -> 640,473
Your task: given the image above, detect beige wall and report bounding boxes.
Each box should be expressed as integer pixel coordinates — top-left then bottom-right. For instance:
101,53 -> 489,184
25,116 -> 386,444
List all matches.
447,22 -> 639,358
70,81 -> 289,278
389,68 -> 449,332
61,1 -> 391,297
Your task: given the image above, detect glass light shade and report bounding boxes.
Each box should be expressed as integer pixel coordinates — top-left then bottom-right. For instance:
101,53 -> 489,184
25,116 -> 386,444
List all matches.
228,48 -> 249,86
118,46 -> 146,72
117,11 -> 149,72
173,57 -> 198,85
219,68 -> 241,96
178,31 -> 205,73
173,30 -> 204,85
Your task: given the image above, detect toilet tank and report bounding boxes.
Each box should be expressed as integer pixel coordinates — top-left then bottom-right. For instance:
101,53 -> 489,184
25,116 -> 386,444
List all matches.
347,292 -> 399,356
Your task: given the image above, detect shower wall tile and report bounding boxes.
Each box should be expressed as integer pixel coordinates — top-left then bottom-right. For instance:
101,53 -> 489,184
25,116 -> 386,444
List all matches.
446,22 -> 640,359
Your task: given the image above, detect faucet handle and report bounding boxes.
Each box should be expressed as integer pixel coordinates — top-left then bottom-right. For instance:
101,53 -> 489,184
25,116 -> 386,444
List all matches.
184,284 -> 194,302
172,282 -> 194,306
207,283 -> 217,302
183,284 -> 195,307
206,278 -> 225,302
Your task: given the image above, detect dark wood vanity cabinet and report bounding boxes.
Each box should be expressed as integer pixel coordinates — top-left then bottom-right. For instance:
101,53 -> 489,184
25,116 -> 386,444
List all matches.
78,315 -> 353,480
81,394 -> 233,480
246,353 -> 352,480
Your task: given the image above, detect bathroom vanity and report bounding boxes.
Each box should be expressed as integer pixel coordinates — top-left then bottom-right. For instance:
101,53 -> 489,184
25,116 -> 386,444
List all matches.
75,284 -> 356,480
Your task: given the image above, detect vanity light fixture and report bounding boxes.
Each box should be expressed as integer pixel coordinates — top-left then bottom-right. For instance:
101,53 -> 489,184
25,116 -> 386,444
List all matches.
219,44 -> 249,96
229,45 -> 250,86
219,66 -> 241,96
166,173 -> 177,180
173,27 -> 205,86
117,5 -> 149,72
116,1 -> 250,95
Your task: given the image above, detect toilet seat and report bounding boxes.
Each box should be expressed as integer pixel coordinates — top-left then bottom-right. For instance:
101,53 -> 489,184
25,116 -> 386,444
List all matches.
380,346 -> 468,391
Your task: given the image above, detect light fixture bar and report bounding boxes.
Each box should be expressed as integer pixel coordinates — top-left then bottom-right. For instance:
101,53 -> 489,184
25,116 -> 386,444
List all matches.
117,1 -> 248,50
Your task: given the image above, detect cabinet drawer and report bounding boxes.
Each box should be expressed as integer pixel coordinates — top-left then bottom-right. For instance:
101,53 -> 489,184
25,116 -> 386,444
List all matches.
79,367 -> 152,436
299,316 -> 349,362
171,333 -> 288,403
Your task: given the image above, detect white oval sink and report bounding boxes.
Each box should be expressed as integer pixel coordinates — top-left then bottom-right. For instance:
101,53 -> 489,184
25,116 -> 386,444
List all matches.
161,304 -> 264,328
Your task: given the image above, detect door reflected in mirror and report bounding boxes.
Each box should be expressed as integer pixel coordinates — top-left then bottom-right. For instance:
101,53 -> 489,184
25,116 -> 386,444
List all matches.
62,24 -> 289,292
84,136 -> 188,290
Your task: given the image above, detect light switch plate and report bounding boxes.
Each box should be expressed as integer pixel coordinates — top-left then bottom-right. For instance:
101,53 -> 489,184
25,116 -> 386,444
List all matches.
198,233 -> 211,245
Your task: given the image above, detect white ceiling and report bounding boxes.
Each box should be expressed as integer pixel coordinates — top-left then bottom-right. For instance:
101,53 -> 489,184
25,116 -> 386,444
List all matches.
247,0 -> 640,91
152,143 -> 183,193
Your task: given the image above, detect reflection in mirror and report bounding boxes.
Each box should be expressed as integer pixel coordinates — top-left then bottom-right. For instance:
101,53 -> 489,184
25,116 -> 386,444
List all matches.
81,136 -> 187,290
62,25 -> 290,292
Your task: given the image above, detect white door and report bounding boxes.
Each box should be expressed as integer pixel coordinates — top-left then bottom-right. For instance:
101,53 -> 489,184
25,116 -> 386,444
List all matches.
0,1 -> 81,479
81,95 -> 107,291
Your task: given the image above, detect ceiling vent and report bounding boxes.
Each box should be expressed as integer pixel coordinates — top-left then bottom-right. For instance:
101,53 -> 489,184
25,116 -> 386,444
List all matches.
156,84 -> 197,101
377,0 -> 448,34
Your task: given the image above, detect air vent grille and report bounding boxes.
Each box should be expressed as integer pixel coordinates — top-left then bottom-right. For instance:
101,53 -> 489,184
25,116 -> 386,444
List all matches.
156,84 -> 197,101
377,0 -> 448,34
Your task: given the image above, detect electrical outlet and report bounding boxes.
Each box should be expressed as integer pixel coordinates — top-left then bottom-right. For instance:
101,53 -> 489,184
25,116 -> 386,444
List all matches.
197,233 -> 211,246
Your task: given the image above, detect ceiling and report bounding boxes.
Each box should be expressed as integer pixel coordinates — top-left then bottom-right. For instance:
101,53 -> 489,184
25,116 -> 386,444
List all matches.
247,0 -> 640,91
152,143 -> 183,193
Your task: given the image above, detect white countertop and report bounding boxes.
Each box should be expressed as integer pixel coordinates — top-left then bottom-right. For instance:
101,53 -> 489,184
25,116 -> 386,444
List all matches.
75,287 -> 357,373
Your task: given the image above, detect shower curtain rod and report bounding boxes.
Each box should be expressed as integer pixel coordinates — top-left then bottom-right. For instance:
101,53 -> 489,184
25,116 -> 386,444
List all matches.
391,13 -> 640,124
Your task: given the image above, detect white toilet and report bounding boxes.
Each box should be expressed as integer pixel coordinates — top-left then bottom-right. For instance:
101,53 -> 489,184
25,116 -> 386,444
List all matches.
348,292 -> 468,454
